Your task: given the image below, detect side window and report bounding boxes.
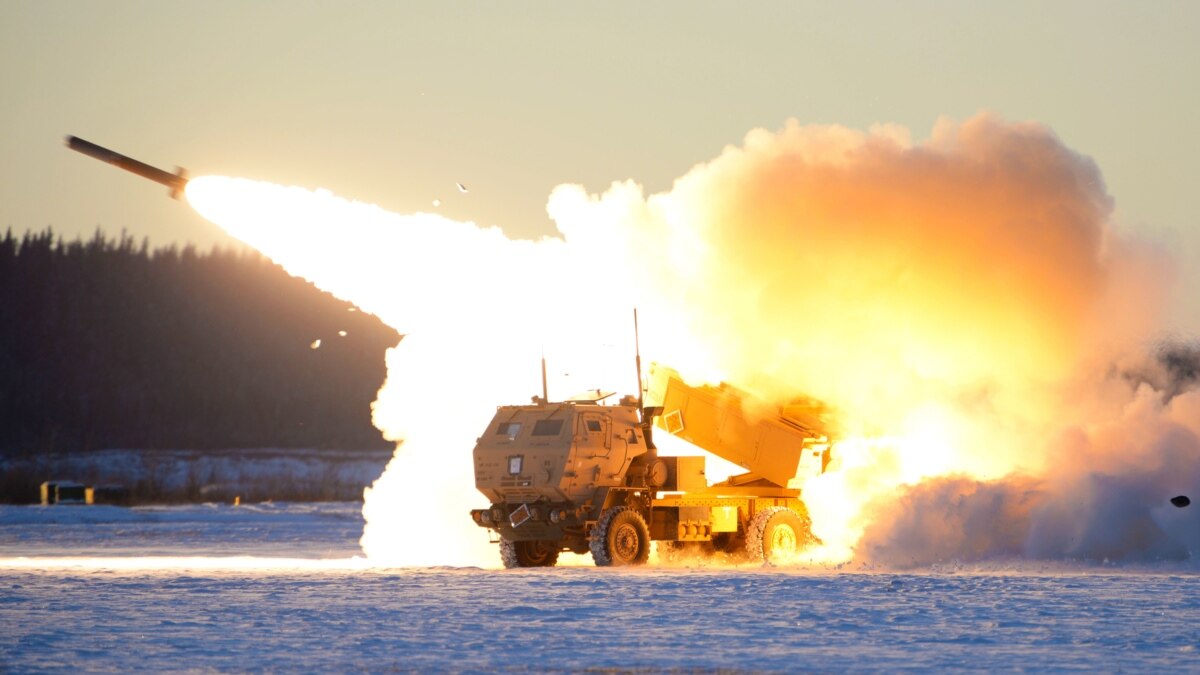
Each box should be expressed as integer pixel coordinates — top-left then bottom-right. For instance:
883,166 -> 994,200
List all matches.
586,420 -> 603,432
495,422 -> 521,440
532,419 -> 565,437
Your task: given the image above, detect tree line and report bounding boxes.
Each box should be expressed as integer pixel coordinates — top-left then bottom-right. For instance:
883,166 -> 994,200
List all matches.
0,228 -> 399,455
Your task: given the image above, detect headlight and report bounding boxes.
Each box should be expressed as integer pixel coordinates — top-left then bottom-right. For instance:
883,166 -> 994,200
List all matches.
480,511 -> 492,524
549,510 -> 560,523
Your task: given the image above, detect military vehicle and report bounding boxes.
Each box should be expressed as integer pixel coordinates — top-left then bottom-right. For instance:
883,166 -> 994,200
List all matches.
469,360 -> 835,567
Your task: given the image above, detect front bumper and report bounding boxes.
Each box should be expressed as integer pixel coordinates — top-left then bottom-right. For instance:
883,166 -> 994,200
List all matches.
469,502 -> 586,541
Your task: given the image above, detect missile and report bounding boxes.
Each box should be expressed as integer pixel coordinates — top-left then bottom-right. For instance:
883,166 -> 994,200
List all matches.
65,135 -> 188,199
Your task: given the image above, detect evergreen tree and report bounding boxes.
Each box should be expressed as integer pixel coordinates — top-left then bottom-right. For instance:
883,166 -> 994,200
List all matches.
0,229 -> 399,454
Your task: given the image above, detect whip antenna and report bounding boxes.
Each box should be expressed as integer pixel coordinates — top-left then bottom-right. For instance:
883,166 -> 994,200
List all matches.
541,347 -> 549,403
634,309 -> 644,412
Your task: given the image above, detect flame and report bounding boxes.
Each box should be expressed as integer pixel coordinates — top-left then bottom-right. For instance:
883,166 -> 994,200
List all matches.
186,177 -> 650,567
185,112 -> 1189,569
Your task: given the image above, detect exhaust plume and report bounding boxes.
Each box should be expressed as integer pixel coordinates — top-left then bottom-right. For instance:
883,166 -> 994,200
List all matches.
857,349 -> 1200,567
186,112 -> 1192,568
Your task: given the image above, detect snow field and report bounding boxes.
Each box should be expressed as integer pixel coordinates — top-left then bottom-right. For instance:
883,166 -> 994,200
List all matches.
4,567 -> 1199,672
2,503 -> 1199,672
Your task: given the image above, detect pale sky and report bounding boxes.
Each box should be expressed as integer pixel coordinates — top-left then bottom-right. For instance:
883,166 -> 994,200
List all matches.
2,1 -> 1197,327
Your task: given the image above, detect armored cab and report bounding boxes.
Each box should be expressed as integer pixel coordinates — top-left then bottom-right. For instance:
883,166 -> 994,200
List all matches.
470,393 -> 655,567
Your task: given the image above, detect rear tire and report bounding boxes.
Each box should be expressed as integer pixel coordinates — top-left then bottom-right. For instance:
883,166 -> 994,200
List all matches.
745,507 -> 814,564
590,506 -> 651,567
500,539 -> 560,568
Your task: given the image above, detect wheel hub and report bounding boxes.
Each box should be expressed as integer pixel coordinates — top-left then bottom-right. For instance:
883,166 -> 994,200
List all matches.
613,523 -> 639,560
527,541 -> 551,563
771,523 -> 797,554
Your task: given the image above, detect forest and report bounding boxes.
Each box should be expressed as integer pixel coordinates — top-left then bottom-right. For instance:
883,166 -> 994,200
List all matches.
0,228 -> 399,457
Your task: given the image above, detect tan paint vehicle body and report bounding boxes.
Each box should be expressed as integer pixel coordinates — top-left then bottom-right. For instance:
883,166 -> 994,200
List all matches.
470,363 -> 834,567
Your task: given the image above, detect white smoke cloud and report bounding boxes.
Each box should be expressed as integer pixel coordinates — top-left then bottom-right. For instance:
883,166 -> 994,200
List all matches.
187,112 -> 1193,568
859,351 -> 1200,567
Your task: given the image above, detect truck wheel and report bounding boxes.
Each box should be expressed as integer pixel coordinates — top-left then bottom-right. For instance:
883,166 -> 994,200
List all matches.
500,539 -> 560,568
590,506 -> 651,567
746,507 -> 813,564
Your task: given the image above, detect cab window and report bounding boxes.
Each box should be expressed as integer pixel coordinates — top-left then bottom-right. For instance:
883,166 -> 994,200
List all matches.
532,419 -> 564,436
495,422 -> 522,440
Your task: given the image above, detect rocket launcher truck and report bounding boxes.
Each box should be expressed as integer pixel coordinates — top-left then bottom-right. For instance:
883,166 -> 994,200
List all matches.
469,363 -> 835,567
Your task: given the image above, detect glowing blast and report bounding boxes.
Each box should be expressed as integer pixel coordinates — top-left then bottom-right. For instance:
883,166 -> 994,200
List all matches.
546,113 -> 1184,565
186,111 -> 1192,569
186,177 -> 643,567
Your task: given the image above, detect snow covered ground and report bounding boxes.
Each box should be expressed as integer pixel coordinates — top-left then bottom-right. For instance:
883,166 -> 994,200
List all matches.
2,503 -> 1199,672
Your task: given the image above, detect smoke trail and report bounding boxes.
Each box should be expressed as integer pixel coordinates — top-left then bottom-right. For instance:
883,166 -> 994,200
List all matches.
188,112 -> 1192,568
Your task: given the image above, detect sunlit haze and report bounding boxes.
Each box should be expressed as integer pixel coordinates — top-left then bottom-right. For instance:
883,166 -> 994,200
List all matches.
2,2 -> 1198,330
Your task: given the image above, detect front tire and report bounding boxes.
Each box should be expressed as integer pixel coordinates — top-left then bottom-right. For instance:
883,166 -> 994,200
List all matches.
500,539 -> 560,568
590,506 -> 651,567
